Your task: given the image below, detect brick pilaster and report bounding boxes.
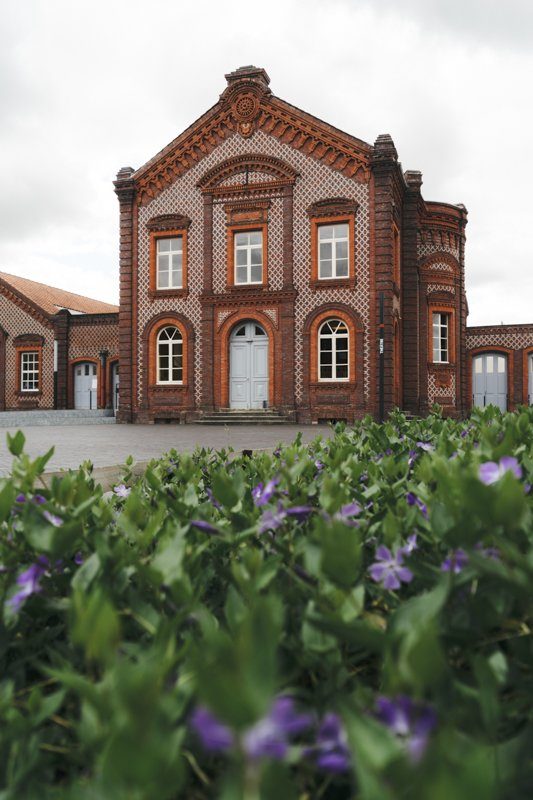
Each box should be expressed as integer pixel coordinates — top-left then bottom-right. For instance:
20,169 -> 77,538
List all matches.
401,172 -> 422,415
114,167 -> 135,423
371,135 -> 399,419
53,309 -> 70,409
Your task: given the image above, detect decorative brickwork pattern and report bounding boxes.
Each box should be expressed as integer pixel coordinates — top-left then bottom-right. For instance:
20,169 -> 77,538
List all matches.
418,230 -> 460,260
137,129 -> 371,407
68,322 -> 119,362
428,371 -> 456,403
428,262 -> 454,273
263,308 -> 278,327
466,327 -> 533,350
0,293 -> 54,408
427,284 -> 456,295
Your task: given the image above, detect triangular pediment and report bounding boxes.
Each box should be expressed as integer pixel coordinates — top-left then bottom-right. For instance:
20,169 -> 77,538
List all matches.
132,66 -> 371,206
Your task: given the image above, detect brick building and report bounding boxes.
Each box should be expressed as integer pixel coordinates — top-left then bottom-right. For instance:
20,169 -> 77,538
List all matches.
0,272 -> 119,412
114,65 -> 532,423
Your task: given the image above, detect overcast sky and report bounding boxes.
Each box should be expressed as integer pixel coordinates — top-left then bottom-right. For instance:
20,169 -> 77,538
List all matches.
1,0 -> 531,325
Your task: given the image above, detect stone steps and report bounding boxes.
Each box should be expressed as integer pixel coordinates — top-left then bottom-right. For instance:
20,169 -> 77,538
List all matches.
197,409 -> 290,425
0,409 -> 116,427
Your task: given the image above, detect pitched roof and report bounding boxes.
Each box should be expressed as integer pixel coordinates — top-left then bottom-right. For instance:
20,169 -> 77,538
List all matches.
0,272 -> 118,316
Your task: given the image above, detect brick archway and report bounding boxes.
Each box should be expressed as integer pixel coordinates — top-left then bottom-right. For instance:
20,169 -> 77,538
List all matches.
215,310 -> 280,409
467,346 -> 514,411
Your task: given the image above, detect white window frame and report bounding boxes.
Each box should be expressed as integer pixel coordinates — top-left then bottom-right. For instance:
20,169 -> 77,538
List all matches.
432,312 -> 449,363
156,236 -> 183,290
234,230 -> 263,285
318,319 -> 349,382
20,350 -> 40,392
156,327 -> 183,385
318,223 -> 349,280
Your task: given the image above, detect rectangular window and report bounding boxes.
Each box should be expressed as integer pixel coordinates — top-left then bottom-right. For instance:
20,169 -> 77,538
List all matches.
157,236 -> 183,289
20,351 -> 39,391
432,313 -> 449,363
318,223 -> 349,279
234,230 -> 263,285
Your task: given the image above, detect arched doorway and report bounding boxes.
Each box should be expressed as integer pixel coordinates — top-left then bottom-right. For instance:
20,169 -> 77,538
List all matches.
74,362 -> 98,409
229,321 -> 268,409
472,353 -> 507,412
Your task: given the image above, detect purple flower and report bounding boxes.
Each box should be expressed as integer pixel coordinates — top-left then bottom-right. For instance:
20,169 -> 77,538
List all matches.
479,456 -> 522,485
399,534 -> 418,557
8,555 -> 50,611
307,713 -> 350,773
243,697 -> 312,761
315,459 -> 325,472
259,504 -> 287,533
113,484 -> 131,498
190,707 -> 234,753
74,552 -> 84,566
252,477 -> 279,507
408,449 -> 418,468
524,483 -> 531,495
33,494 -> 47,505
406,492 -> 428,518
473,543 -> 500,561
333,502 -> 361,526
190,519 -> 219,535
417,441 -> 433,452
359,472 -> 368,485
375,695 -> 436,763
369,546 -> 413,590
259,504 -> 312,533
43,510 -> 63,527
441,548 -> 468,574
460,429 -> 468,439
205,487 -> 221,510
15,493 -> 26,504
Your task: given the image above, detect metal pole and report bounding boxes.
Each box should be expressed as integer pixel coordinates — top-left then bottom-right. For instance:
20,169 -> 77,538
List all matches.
379,292 -> 385,423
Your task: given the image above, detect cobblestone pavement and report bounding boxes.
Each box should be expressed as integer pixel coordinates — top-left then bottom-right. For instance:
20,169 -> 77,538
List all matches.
0,424 -> 333,476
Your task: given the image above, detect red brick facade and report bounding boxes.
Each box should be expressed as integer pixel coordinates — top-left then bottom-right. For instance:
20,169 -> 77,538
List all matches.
113,65 -> 528,424
466,325 -> 533,410
0,274 -> 118,411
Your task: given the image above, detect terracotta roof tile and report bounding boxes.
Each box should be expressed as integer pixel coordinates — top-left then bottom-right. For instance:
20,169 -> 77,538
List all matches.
0,272 -> 118,316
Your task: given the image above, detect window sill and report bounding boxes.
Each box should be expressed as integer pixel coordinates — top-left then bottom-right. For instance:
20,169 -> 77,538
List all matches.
148,289 -> 189,300
310,277 -> 356,290
310,380 -> 355,388
226,283 -> 269,292
150,383 -> 188,390
428,361 -> 455,368
17,390 -> 42,397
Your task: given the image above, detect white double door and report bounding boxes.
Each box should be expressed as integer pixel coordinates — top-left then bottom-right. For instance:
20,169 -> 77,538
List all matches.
229,322 -> 269,409
74,362 -> 97,410
472,353 -> 507,412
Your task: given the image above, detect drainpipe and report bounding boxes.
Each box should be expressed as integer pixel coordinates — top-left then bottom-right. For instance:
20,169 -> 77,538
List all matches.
99,349 -> 109,410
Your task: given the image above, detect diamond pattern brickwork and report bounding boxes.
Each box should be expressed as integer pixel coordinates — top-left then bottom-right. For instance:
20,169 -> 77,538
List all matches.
68,322 -> 119,362
137,129 -> 371,406
427,284 -> 456,295
466,328 -> 533,350
428,372 -> 456,404
0,292 -> 54,408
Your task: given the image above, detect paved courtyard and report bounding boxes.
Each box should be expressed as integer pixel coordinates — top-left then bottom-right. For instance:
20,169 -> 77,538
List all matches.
0,423 -> 333,476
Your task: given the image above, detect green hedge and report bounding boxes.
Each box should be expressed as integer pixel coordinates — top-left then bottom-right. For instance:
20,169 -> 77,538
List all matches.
0,406 -> 532,799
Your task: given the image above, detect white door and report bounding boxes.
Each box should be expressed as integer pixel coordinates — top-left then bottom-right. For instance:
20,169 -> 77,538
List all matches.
472,353 -> 507,412
229,322 -> 269,409
74,362 -> 97,410
529,354 -> 533,405
112,363 -> 119,412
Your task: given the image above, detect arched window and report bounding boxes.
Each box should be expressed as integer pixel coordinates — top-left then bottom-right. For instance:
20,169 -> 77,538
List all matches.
318,319 -> 349,381
157,326 -> 183,384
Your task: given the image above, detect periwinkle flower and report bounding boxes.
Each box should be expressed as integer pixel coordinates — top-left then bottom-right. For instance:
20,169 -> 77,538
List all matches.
113,484 -> 131,498
417,441 -> 434,452
259,503 -> 312,534
479,456 -> 522,485
441,548 -> 468,574
406,492 -> 428,518
408,450 -> 418,468
243,697 -> 312,761
74,551 -> 84,566
190,519 -> 219,535
333,502 -> 361,526
375,695 -> 436,763
369,546 -> 413,590
399,533 -> 418,557
315,459 -> 325,473
205,487 -> 221,510
15,493 -> 26,504
8,555 -> 50,611
190,707 -> 234,753
33,494 -> 47,505
43,510 -> 63,527
473,543 -> 500,561
252,477 -> 279,507
307,713 -> 350,773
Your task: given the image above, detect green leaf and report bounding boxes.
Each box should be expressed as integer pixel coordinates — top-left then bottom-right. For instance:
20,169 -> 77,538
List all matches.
6,430 -> 25,456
